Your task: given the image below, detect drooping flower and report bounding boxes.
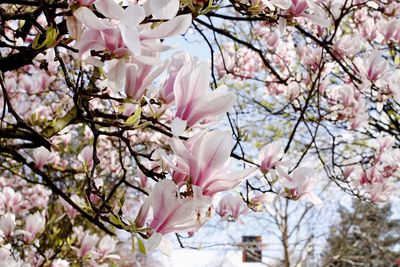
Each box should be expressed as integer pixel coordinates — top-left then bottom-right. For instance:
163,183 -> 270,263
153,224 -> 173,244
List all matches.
141,180 -> 212,251
216,194 -> 248,221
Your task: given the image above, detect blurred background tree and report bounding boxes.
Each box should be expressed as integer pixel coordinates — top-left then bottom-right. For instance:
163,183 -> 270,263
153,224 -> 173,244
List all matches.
323,200 -> 400,267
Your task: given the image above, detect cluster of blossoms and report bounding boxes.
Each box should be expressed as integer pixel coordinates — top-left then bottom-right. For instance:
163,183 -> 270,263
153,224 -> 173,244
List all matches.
215,0 -> 400,202
1,0 -> 400,264
344,134 -> 400,203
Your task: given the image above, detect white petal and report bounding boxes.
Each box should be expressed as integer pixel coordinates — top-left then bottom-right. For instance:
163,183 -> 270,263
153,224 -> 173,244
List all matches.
73,7 -> 111,30
171,117 -> 187,136
140,14 -> 192,40
150,0 -> 179,19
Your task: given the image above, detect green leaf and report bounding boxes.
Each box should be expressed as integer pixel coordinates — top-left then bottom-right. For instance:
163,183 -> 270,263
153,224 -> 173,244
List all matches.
32,26 -> 58,50
137,237 -> 147,255
125,107 -> 142,126
119,194 -> 126,209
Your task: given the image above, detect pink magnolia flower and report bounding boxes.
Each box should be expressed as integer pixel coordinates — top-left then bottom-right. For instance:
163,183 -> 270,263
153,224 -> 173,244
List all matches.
367,181 -> 393,203
32,147 -> 57,169
281,0 -> 330,27
96,235 -> 120,260
0,213 -> 16,238
76,233 -> 99,258
365,51 -> 388,82
216,194 -> 248,221
60,194 -> 84,219
276,167 -> 323,206
159,52 -> 194,104
166,130 -> 257,196
379,19 -> 400,42
259,139 -> 285,173
124,50 -> 166,100
74,2 -> 192,92
0,187 -> 23,212
172,62 -> 237,134
333,35 -> 363,56
286,82 -> 301,101
266,30 -> 280,50
78,145 -> 93,169
141,180 -> 212,251
22,212 -> 46,242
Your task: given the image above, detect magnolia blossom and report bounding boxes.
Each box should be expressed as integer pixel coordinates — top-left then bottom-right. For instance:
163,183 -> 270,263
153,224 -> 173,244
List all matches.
136,180 -> 212,251
76,233 -> 99,258
124,50 -> 166,100
277,167 -> 323,206
96,235 -> 120,260
216,194 -> 248,221
21,212 -> 46,242
355,51 -> 388,83
78,145 -> 93,169
166,130 -> 257,196
379,18 -> 400,42
60,194 -> 84,219
0,187 -> 23,212
73,1 -> 192,92
367,181 -> 392,203
0,213 -> 16,237
159,52 -> 194,104
333,35 -> 363,56
172,62 -> 237,135
259,139 -> 285,173
32,147 -> 57,169
273,0 -> 330,28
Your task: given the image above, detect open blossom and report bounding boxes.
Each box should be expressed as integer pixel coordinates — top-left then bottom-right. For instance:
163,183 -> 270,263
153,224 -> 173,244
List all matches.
73,1 -> 192,92
0,187 -> 23,212
166,130 -> 257,196
78,145 -> 93,169
22,212 -> 46,242
333,35 -> 363,56
76,233 -> 99,258
216,194 -> 248,221
96,235 -> 120,260
32,147 -> 57,169
60,194 -> 84,219
367,181 -> 393,203
0,213 -> 16,237
172,62 -> 237,135
355,51 -> 388,83
277,167 -> 323,206
137,180 -> 212,251
259,139 -> 285,173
